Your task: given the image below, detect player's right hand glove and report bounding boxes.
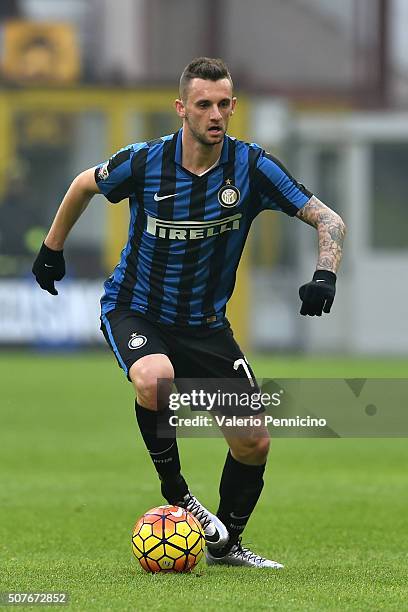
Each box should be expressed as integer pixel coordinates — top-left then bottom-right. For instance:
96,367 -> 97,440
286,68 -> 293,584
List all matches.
32,242 -> 65,296
299,270 -> 336,316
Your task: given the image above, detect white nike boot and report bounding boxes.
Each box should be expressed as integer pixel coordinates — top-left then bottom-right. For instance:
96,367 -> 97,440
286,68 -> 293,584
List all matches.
206,537 -> 284,568
177,493 -> 229,549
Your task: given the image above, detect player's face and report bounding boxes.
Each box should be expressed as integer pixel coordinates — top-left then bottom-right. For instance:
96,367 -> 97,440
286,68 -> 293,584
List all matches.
176,78 -> 236,146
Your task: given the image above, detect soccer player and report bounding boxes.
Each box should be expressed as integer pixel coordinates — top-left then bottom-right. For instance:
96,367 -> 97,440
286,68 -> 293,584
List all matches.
32,57 -> 345,568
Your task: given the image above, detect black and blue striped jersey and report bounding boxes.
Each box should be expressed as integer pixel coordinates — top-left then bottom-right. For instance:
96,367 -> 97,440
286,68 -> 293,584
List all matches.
95,129 -> 312,328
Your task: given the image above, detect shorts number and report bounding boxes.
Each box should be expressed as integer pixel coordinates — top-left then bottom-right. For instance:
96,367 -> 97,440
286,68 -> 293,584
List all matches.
233,357 -> 255,388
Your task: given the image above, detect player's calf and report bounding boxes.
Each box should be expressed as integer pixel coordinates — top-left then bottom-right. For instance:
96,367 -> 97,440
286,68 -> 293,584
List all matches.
131,355 -> 191,507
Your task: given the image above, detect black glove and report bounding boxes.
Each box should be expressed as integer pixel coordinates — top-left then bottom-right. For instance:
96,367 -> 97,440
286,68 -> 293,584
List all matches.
32,242 -> 65,296
299,270 -> 336,316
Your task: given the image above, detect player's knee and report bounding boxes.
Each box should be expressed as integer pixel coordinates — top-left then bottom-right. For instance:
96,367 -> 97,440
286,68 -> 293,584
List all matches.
232,435 -> 270,465
129,355 -> 174,410
257,436 -> 271,462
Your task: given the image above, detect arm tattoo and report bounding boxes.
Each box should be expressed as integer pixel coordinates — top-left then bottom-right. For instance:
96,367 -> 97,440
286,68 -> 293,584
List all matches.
296,195 -> 346,273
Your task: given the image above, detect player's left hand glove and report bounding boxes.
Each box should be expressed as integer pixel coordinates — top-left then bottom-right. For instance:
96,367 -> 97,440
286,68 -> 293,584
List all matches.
32,242 -> 65,296
299,270 -> 336,316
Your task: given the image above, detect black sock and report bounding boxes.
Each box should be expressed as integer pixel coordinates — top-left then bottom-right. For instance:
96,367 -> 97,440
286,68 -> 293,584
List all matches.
214,451 -> 266,554
135,401 -> 188,503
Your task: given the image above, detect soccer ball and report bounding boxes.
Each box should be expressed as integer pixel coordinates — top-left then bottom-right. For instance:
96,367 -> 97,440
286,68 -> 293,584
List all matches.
132,505 -> 205,573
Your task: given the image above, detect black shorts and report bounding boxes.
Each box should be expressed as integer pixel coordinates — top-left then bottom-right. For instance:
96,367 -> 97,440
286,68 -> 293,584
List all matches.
100,309 -> 262,416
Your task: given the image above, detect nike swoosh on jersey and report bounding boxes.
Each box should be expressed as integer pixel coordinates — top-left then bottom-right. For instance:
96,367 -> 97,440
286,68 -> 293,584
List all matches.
44,264 -> 54,268
154,192 -> 178,201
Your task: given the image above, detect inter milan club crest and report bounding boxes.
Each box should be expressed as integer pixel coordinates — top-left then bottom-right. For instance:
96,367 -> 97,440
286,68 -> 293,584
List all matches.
128,333 -> 147,350
217,179 -> 241,208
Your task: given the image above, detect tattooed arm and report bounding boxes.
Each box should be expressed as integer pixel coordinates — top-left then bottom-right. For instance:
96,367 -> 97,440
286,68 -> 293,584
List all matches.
296,195 -> 346,273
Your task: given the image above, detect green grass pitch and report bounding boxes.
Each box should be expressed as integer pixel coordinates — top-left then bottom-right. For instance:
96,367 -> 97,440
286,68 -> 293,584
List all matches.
1,352 -> 407,611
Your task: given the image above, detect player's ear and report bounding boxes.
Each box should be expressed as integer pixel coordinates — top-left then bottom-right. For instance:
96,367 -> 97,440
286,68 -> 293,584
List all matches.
231,96 -> 237,115
175,99 -> 186,119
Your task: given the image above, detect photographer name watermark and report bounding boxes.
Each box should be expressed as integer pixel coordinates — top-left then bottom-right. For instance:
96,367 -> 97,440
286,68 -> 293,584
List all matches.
169,413 -> 327,428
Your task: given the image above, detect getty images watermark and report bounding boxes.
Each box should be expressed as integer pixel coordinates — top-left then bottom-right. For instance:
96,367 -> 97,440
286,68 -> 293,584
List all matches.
166,387 -> 327,429
168,388 -> 282,411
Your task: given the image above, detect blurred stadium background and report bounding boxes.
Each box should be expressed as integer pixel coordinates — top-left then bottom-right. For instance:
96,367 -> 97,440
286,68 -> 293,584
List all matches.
0,0 -> 407,355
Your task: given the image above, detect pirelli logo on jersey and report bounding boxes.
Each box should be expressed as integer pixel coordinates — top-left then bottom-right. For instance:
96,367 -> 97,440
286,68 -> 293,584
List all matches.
146,213 -> 242,240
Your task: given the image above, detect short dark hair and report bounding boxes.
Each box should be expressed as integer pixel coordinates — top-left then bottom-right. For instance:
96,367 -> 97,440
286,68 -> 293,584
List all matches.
179,57 -> 233,100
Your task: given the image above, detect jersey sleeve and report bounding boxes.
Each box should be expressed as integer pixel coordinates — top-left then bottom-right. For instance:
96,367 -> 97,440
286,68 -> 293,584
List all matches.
253,151 -> 312,216
94,145 -> 138,203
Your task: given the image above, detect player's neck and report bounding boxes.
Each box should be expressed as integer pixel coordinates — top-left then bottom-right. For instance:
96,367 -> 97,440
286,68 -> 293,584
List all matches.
181,129 -> 223,176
